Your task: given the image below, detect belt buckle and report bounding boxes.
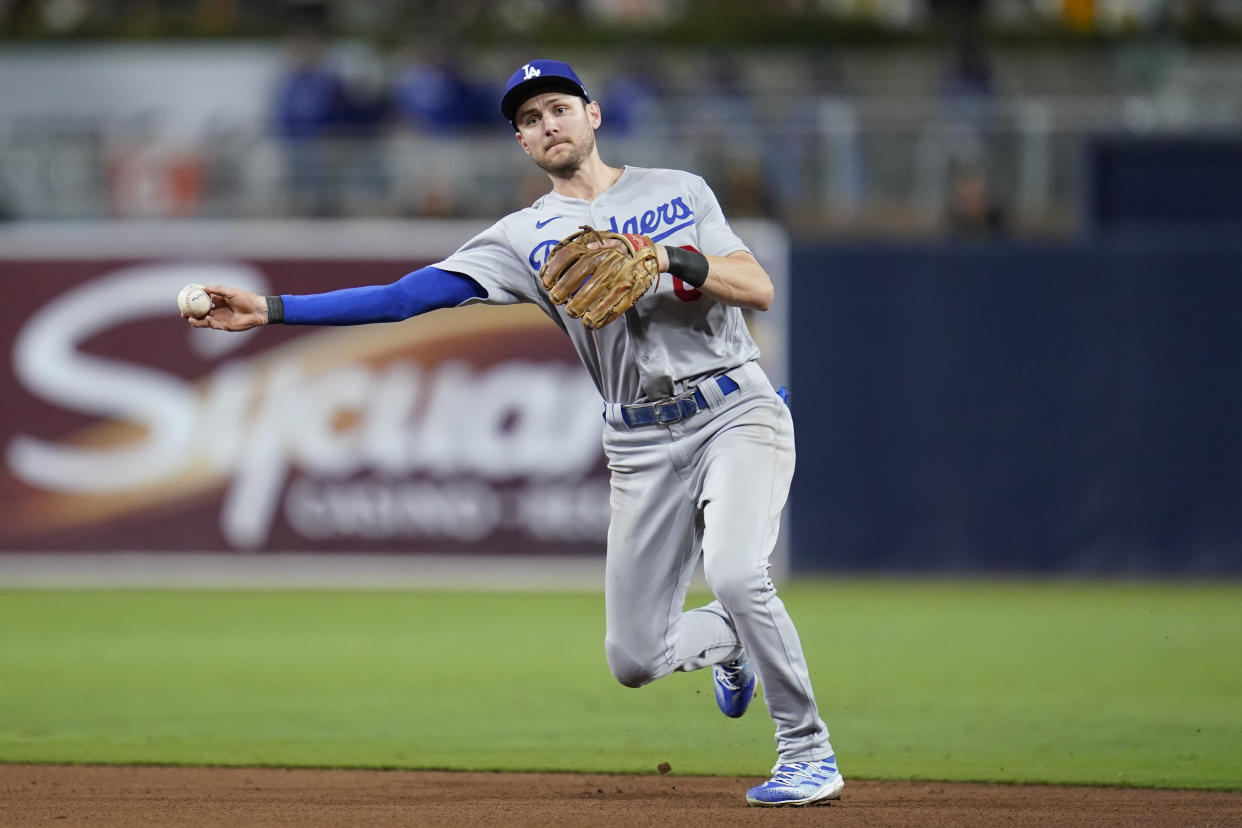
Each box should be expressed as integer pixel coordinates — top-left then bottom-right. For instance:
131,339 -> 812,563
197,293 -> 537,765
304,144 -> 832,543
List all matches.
652,398 -> 684,424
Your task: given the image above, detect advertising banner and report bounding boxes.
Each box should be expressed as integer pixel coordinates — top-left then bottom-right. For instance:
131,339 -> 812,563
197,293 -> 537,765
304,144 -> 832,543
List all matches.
1,220 -> 788,559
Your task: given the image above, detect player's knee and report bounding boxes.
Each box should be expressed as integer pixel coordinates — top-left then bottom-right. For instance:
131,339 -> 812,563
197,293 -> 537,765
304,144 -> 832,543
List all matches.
605,639 -> 658,688
705,566 -> 772,615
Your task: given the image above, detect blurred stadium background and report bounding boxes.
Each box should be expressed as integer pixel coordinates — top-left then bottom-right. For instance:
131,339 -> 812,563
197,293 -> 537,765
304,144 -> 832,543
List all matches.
2,0 -> 1241,583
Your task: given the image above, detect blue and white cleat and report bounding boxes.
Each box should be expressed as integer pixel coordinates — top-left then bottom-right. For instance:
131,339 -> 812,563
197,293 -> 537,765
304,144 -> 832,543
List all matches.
712,655 -> 756,718
745,756 -> 845,807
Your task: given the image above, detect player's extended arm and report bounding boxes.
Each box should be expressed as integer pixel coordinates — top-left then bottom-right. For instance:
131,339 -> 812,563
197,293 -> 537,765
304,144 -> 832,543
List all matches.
185,267 -> 486,331
666,248 -> 773,312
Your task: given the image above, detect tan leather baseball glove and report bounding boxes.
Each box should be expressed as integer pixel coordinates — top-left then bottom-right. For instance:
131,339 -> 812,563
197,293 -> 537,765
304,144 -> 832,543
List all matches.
537,225 -> 661,329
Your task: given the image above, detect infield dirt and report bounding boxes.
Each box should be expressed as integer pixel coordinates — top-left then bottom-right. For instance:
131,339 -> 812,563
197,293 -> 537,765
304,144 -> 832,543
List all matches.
3,765 -> 1241,827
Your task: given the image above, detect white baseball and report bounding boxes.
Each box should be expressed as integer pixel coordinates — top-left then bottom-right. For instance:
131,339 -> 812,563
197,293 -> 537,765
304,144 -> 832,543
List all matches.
177,283 -> 212,319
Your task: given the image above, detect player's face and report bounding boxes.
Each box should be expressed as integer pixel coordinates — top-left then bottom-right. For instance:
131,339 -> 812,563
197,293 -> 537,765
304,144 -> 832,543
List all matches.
514,94 -> 602,176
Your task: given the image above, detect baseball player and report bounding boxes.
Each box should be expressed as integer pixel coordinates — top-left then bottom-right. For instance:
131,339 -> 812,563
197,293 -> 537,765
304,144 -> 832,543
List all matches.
187,59 -> 842,807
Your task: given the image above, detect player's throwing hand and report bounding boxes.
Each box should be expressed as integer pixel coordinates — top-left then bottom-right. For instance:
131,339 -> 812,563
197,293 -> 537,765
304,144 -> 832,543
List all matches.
184,285 -> 269,331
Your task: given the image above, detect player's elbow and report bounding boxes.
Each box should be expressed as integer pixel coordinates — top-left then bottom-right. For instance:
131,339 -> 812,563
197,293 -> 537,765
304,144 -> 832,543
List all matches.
750,283 -> 770,312
742,261 -> 774,311
751,281 -> 774,312
722,253 -> 773,311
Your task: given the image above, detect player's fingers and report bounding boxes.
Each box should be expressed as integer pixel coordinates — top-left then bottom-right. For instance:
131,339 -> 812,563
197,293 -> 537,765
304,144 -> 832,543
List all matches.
203,285 -> 264,317
204,285 -> 243,306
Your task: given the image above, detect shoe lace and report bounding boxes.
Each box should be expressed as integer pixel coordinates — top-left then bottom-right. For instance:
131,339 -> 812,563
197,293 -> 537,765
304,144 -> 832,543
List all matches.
716,660 -> 745,691
770,762 -> 822,787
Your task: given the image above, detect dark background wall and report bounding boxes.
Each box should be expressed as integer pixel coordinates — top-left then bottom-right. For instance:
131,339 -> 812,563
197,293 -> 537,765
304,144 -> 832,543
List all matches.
788,235 -> 1242,574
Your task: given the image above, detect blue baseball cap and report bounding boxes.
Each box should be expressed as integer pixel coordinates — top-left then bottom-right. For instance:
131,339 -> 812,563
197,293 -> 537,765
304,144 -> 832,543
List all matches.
500,59 -> 590,126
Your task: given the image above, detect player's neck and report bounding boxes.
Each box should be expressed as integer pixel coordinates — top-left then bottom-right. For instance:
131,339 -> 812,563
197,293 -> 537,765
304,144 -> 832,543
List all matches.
548,158 -> 623,202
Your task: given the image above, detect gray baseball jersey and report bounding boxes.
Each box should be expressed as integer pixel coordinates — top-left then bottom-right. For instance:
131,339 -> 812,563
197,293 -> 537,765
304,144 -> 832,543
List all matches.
436,165 -> 759,402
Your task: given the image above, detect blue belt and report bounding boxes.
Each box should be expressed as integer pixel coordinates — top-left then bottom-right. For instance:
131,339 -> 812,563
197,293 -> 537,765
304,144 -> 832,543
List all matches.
620,375 -> 740,427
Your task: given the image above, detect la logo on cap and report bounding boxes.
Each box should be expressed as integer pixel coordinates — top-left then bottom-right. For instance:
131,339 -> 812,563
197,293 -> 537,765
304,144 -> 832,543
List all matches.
522,64 -> 541,80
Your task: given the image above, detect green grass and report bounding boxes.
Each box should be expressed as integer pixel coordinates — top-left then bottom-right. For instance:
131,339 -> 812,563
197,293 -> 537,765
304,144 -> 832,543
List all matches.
1,580 -> 1240,789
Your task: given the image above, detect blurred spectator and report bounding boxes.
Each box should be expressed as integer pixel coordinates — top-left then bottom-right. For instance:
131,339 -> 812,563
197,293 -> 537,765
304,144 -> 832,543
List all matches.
941,40 -> 995,158
693,48 -> 756,140
720,161 -> 777,219
598,47 -> 667,136
933,35 -> 997,220
271,31 -> 350,216
769,50 -> 864,222
106,142 -> 206,218
932,0 -> 996,162
334,44 -> 391,133
944,39 -> 993,104
332,41 -> 393,215
1060,0 -> 1094,32
686,48 -> 761,191
273,35 -> 347,144
391,47 -> 492,134
388,45 -> 495,218
945,159 -> 1007,239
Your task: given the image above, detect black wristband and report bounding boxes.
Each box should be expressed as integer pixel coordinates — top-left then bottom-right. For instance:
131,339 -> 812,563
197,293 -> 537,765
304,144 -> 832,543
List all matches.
664,246 -> 709,289
265,295 -> 285,325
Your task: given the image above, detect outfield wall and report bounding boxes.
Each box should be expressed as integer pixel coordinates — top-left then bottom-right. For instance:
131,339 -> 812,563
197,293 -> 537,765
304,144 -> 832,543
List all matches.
788,234 -> 1242,575
7,220 -> 1238,577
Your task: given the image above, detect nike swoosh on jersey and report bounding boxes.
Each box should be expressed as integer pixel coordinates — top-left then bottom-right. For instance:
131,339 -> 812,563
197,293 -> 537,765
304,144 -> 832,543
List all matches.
535,216 -> 561,229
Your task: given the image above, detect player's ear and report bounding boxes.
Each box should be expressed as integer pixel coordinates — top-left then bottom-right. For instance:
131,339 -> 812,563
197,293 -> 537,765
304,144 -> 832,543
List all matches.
586,100 -> 602,129
515,130 -> 531,156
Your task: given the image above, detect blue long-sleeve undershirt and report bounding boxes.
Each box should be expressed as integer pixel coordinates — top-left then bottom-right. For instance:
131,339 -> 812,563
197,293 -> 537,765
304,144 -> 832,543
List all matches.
281,266 -> 486,325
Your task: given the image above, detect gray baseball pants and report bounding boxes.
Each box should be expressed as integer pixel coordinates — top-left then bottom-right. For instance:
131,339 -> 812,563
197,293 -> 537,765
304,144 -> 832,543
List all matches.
599,360 -> 833,764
